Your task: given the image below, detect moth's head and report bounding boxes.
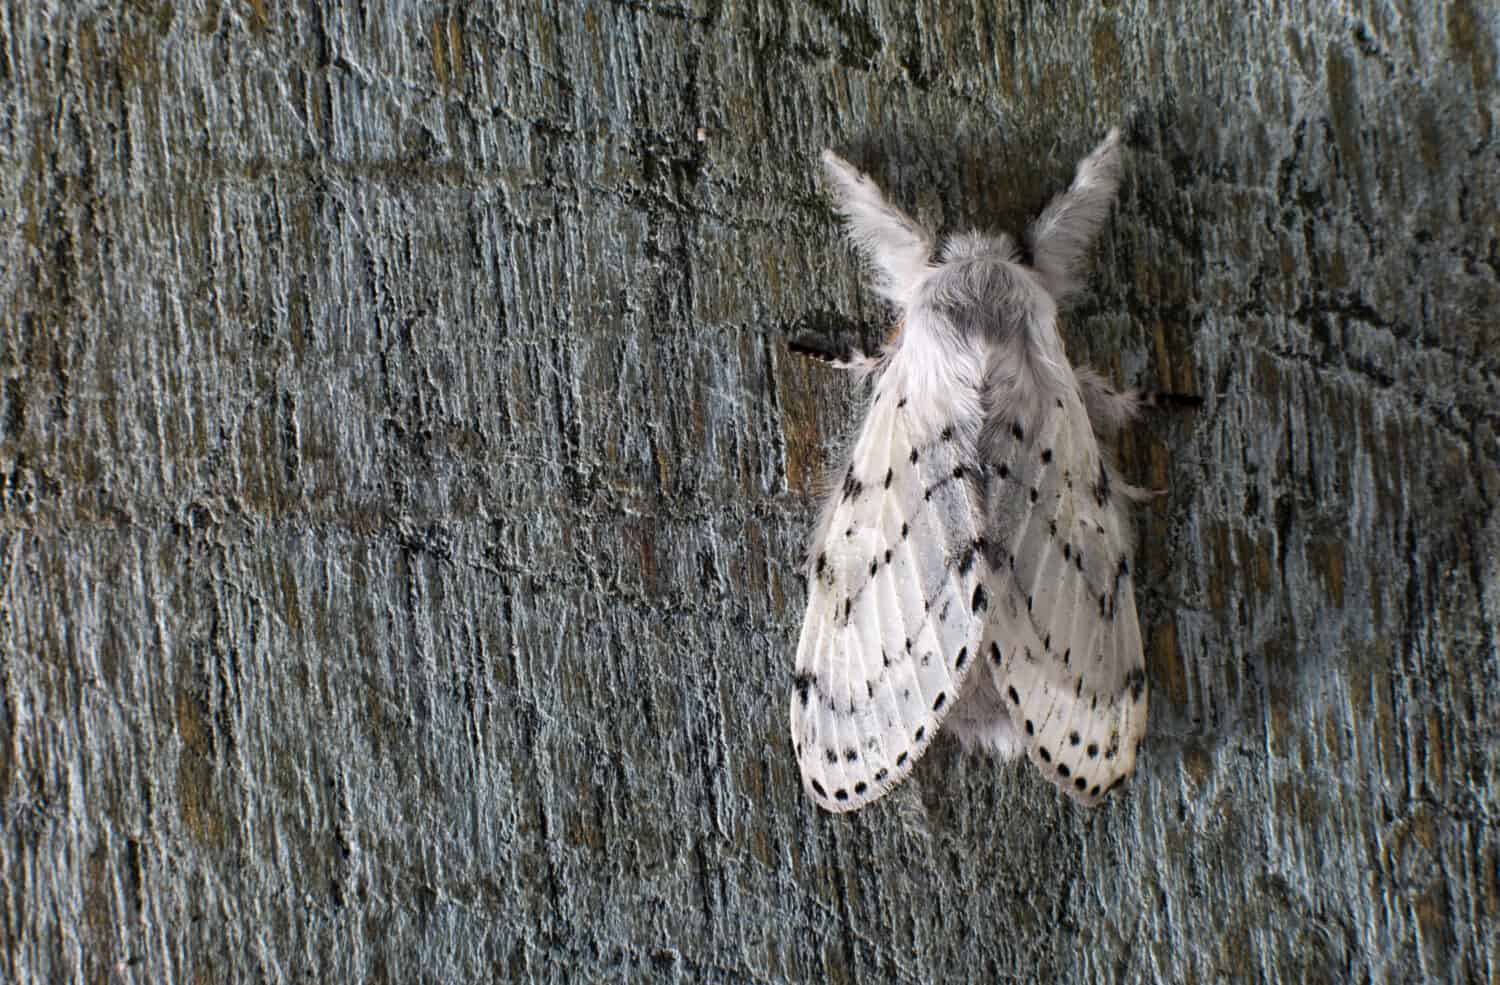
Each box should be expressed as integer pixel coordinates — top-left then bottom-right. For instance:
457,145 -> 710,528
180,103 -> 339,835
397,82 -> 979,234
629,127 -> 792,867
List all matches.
821,128 -> 1122,314
918,233 -> 1056,342
937,230 -> 1019,265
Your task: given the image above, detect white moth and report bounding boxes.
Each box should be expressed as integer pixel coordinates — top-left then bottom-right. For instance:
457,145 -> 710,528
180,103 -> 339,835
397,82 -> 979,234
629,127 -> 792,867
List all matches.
791,129 -> 1147,812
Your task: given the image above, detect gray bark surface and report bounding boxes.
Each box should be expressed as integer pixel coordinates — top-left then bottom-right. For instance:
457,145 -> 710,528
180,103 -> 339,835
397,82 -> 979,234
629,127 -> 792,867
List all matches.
2,1 -> 1497,982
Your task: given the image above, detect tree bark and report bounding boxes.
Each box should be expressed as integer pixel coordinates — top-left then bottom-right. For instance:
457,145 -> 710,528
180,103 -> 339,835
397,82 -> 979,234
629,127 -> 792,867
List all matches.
2,1 -> 1497,982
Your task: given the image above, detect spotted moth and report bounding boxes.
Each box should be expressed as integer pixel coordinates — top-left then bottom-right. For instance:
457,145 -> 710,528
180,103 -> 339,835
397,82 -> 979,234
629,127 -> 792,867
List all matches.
791,129 -> 1148,812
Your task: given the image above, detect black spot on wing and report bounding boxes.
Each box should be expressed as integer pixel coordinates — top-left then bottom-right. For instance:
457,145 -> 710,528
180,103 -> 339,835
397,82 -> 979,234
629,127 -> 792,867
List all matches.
794,672 -> 814,708
1094,460 -> 1112,507
842,470 -> 864,501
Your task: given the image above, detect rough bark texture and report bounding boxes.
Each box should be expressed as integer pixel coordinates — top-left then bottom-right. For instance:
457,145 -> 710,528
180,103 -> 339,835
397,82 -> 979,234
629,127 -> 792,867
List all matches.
3,1 -> 1498,982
